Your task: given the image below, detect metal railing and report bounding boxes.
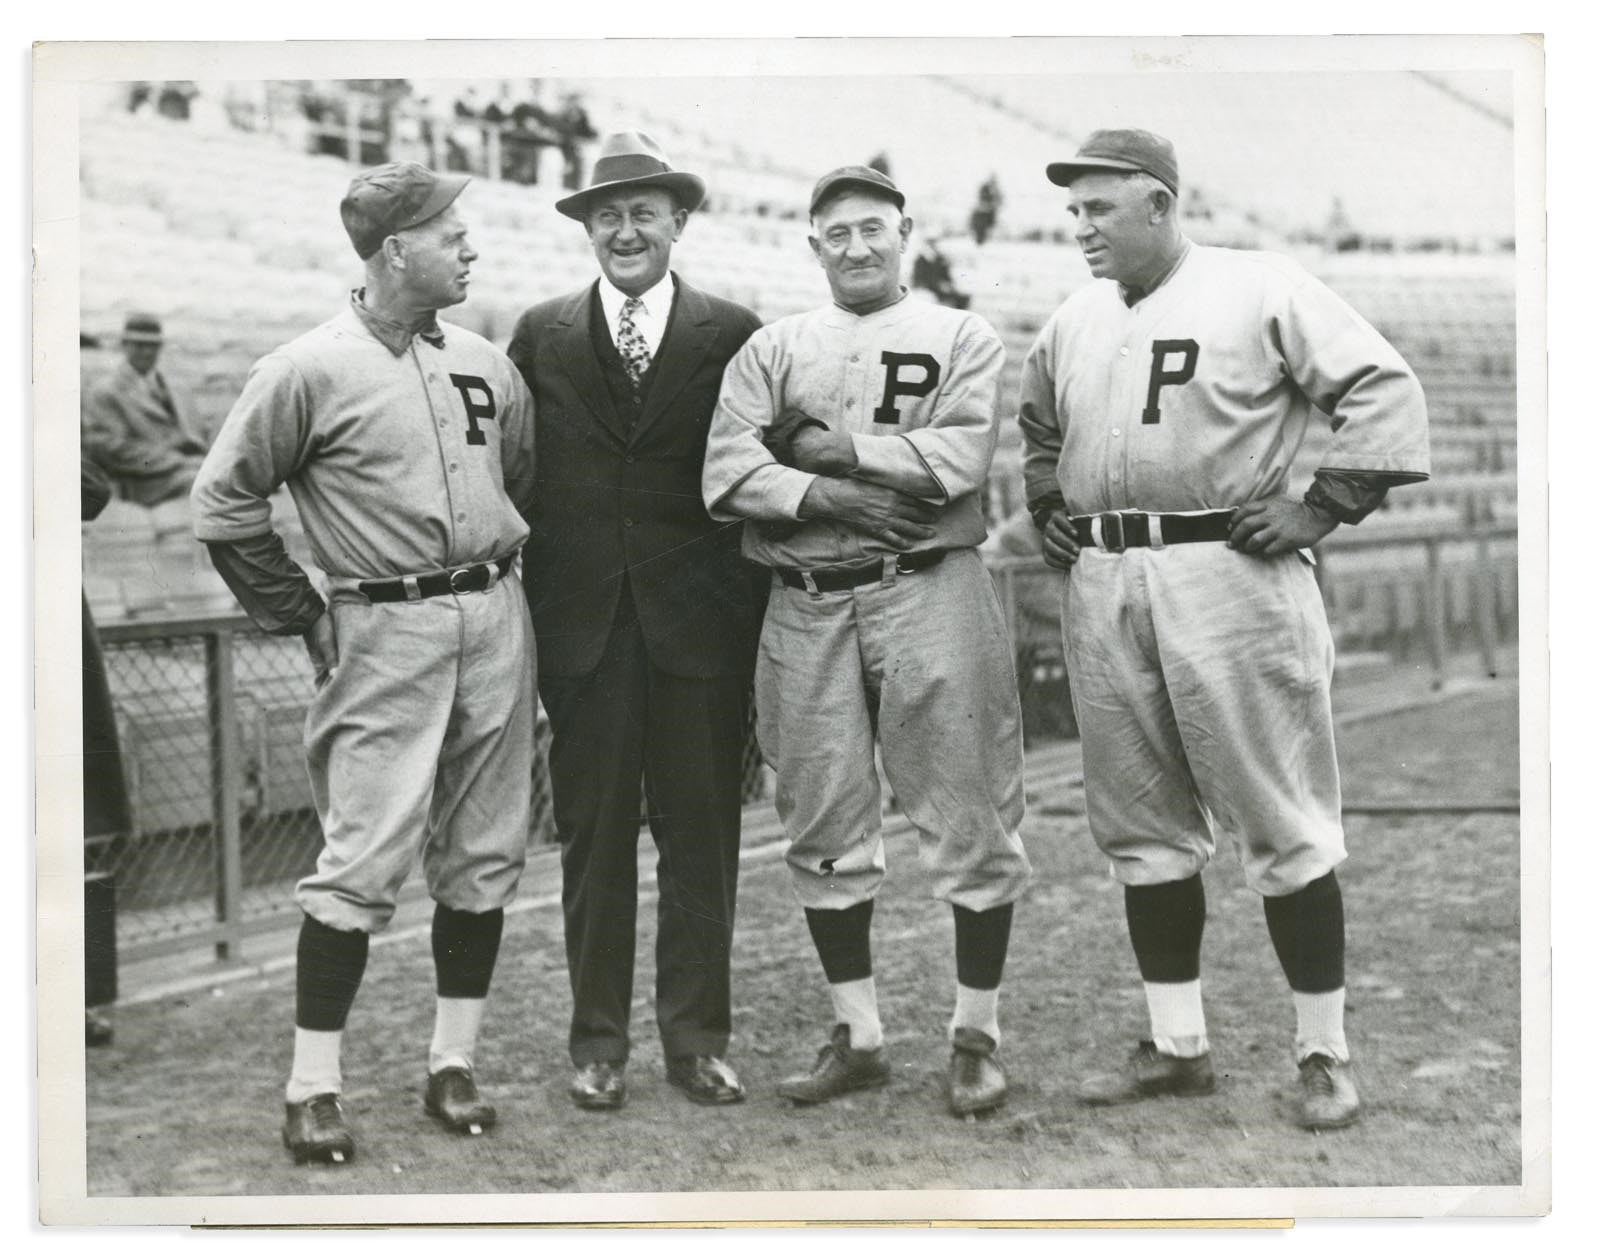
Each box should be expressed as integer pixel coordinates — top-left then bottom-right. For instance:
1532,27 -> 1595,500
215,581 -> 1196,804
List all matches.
89,522 -> 1514,967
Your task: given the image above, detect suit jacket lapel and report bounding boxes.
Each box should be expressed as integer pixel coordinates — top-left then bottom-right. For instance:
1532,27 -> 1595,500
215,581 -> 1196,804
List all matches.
632,276 -> 717,443
552,283 -> 630,445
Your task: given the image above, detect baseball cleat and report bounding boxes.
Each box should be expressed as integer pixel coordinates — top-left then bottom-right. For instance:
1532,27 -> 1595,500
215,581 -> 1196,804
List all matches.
947,1027 -> 1008,1117
1077,1040 -> 1217,1107
666,1054 -> 746,1106
569,1060 -> 627,1111
778,1024 -> 891,1105
282,1093 -> 355,1165
1296,1053 -> 1361,1131
424,1066 -> 497,1135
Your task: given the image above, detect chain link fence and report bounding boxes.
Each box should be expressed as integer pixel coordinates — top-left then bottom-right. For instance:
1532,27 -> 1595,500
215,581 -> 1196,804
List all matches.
87,528 -> 1514,967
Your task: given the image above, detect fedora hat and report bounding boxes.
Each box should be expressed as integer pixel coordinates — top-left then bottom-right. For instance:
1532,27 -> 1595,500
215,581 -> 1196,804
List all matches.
555,131 -> 706,221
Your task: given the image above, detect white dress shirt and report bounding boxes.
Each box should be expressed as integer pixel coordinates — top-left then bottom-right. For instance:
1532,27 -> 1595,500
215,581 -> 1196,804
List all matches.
598,272 -> 676,358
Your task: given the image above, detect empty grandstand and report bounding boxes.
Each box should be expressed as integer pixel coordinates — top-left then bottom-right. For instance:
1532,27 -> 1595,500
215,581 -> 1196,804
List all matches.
75,73 -> 1519,963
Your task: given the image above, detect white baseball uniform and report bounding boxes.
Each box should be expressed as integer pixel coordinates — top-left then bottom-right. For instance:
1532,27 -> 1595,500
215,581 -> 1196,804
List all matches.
192,301 -> 539,931
1017,243 -> 1429,894
704,295 -> 1030,912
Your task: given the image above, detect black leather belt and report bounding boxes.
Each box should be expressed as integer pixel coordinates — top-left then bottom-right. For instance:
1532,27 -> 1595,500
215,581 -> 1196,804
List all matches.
358,554 -> 515,603
777,548 -> 948,593
1070,509 -> 1236,552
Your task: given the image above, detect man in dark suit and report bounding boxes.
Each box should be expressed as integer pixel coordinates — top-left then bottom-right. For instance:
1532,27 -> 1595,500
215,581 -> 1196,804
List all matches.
507,132 -> 765,1111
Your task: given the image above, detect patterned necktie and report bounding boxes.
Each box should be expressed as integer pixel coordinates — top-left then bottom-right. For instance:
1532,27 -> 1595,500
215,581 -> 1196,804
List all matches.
616,296 -> 652,389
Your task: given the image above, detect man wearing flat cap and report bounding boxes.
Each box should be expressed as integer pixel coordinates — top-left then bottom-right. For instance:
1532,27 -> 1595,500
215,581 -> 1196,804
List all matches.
702,165 -> 1031,1118
1017,129 -> 1429,1130
192,162 -> 539,1163
83,311 -> 209,506
506,132 -> 765,1111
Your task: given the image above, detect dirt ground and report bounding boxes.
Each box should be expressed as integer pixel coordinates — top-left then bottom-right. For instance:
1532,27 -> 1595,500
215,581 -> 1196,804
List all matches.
84,682 -> 1522,1199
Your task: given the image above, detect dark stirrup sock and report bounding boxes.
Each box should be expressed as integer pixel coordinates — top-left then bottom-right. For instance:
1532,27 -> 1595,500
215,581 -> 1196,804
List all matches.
804,900 -> 874,984
952,902 -> 1014,990
1263,870 -> 1346,993
432,905 -> 506,999
1124,874 -> 1206,983
295,913 -> 370,1031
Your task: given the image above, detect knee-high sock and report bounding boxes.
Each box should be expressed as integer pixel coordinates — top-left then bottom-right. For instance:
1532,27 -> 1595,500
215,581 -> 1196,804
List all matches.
1125,876 -> 1208,1058
951,903 -> 1013,1045
805,902 -> 881,1050
1263,870 -> 1348,1062
430,906 -> 504,1072
288,914 -> 369,1102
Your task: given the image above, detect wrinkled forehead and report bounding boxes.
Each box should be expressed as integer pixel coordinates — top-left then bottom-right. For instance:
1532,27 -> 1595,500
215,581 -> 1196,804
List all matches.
812,190 -> 902,232
588,186 -> 679,218
1065,170 -> 1142,209
399,202 -> 469,245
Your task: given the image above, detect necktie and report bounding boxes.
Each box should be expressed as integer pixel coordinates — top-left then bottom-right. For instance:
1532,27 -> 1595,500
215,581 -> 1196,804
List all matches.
616,296 -> 652,389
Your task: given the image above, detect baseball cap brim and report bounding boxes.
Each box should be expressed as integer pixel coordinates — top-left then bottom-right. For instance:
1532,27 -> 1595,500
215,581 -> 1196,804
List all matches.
809,175 -> 905,217
1045,157 -> 1154,188
400,172 -> 471,232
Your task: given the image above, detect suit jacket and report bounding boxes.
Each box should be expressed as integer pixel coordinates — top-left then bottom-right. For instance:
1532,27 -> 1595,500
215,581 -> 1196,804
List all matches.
507,276 -> 767,679
83,360 -> 208,506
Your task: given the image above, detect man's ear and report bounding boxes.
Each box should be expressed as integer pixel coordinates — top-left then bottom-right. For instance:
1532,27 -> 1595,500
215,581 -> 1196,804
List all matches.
381,234 -> 407,270
1148,189 -> 1175,225
807,233 -> 823,265
899,215 -> 915,247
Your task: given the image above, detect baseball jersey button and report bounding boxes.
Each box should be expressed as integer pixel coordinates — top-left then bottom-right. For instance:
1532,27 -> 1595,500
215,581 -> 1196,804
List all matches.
625,455 -> 636,464
624,517 -> 635,527
1119,347 -> 1130,356
456,511 -> 466,522
1112,428 -> 1122,437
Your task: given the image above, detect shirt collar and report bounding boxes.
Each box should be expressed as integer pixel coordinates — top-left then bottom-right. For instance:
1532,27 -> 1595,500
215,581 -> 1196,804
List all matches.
597,271 -> 675,326
350,289 -> 446,356
1119,239 -> 1192,307
833,286 -> 910,318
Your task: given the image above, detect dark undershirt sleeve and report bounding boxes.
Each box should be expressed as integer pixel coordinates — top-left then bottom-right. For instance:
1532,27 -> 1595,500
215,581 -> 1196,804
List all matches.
1025,489 -> 1067,532
205,534 -> 326,635
1304,469 -> 1414,525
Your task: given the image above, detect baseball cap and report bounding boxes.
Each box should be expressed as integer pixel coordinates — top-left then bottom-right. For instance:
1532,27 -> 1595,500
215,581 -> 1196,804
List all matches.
340,162 -> 470,260
1045,129 -> 1180,195
121,311 -> 163,344
809,165 -> 906,217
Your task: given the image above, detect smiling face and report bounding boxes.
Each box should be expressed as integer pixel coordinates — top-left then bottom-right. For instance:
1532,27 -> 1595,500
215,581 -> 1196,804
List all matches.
393,204 -> 477,310
1065,170 -> 1171,286
809,190 -> 912,311
584,186 -> 686,296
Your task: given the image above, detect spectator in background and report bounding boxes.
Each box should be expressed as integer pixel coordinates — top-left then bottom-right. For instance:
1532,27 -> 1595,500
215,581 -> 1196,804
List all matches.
969,173 -> 1003,245
83,313 -> 209,507
550,92 -> 598,191
448,87 -> 485,174
156,81 -> 199,121
81,452 -> 129,1048
910,237 -> 972,310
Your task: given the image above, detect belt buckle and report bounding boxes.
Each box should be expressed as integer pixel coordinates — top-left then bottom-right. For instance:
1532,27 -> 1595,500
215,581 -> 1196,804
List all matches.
1099,511 -> 1126,554
448,565 -> 478,594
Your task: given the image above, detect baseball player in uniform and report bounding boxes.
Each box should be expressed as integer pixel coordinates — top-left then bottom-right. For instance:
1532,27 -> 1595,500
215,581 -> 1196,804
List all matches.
1016,130 -> 1429,1130
703,167 -> 1031,1117
191,163 -> 538,1163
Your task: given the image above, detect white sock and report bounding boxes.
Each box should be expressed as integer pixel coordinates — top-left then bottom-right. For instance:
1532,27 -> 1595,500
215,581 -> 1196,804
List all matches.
828,977 -> 883,1051
429,997 -> 487,1073
1293,988 -> 1349,1063
1144,979 -> 1209,1058
286,1027 -> 343,1103
950,983 -> 1001,1048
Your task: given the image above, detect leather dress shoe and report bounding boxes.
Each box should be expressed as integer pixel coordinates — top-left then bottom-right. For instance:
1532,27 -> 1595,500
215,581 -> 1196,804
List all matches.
282,1092 -> 355,1164
666,1054 -> 746,1106
1296,1053 -> 1361,1130
947,1027 -> 1008,1117
1077,1040 -> 1217,1106
569,1060 -> 626,1111
424,1066 -> 497,1134
778,1024 -> 891,1105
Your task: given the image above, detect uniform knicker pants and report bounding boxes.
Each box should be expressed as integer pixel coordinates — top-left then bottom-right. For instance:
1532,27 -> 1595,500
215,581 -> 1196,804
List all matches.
297,574 -> 536,932
1061,544 -> 1345,896
755,547 -> 1031,913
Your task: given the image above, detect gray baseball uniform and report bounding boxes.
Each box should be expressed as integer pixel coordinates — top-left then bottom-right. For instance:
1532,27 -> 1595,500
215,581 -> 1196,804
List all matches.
704,295 -> 1030,912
